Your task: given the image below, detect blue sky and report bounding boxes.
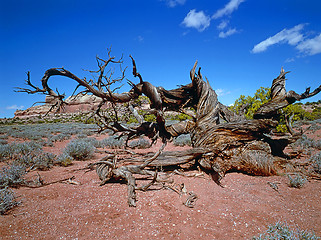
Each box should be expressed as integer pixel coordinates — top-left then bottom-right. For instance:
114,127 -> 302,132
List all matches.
1,0 -> 321,118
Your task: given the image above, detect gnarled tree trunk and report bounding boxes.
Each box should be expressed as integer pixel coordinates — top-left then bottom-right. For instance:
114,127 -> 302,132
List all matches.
17,49 -> 321,206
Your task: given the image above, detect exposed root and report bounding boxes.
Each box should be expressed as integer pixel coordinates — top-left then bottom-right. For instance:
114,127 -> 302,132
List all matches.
25,175 -> 77,188
184,192 -> 198,208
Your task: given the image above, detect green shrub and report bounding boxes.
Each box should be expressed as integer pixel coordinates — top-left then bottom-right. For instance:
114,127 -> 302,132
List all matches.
144,114 -> 156,122
253,221 -> 319,240
128,138 -> 150,149
287,174 -> 307,189
0,135 -> 8,145
30,152 -> 56,170
82,137 -> 103,148
310,153 -> 321,174
101,136 -> 124,149
291,135 -> 321,151
230,87 -> 271,119
49,133 -> 72,142
63,139 -> 95,161
0,187 -> 20,215
173,134 -> 192,147
0,139 -> 8,145
0,163 -> 26,188
170,113 -> 192,121
55,153 -> 73,167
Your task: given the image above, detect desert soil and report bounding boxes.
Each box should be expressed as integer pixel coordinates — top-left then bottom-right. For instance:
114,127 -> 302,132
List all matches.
0,130 -> 320,239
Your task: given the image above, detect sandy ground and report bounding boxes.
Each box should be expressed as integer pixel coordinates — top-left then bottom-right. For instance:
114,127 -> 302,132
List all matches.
0,131 -> 320,239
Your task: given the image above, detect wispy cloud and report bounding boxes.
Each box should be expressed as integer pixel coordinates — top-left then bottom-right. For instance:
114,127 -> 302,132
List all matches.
217,20 -> 229,30
182,9 -> 211,32
136,35 -> 144,42
285,57 -> 295,63
6,105 -> 24,110
252,24 -> 321,56
251,24 -> 305,53
216,88 -> 231,97
212,0 -> 245,19
296,33 -> 321,56
162,0 -> 186,8
219,28 -> 238,38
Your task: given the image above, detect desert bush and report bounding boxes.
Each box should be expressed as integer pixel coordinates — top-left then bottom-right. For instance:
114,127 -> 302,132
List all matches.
43,139 -> 54,147
309,122 -> 321,131
0,135 -> 8,145
83,137 -> 103,148
76,133 -> 88,139
287,174 -> 307,189
0,141 -> 42,162
0,139 -> 8,145
30,152 -> 56,170
63,139 -> 95,161
128,138 -> 150,149
0,134 -> 8,139
49,133 -> 72,142
253,221 -> 319,240
291,135 -> 321,150
169,113 -> 193,121
55,153 -> 73,167
165,120 -> 180,126
173,134 -> 192,147
2,123 -> 97,142
310,153 -> 321,174
313,118 -> 321,124
0,187 -> 20,215
101,135 -> 124,149
0,163 -> 26,188
0,145 -> 11,161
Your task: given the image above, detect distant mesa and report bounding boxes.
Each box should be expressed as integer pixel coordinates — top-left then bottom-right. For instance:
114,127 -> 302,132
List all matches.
14,94 -> 105,119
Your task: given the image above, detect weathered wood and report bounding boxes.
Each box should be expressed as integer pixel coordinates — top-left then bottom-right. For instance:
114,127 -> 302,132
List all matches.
18,49 -> 321,207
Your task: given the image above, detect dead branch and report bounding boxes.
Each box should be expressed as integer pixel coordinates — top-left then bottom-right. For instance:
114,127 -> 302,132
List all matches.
18,48 -> 321,207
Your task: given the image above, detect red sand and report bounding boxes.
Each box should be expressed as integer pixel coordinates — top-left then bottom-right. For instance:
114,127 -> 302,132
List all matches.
1,131 -> 320,239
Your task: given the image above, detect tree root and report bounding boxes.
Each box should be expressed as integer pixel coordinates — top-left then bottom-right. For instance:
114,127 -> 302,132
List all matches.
24,175 -> 77,188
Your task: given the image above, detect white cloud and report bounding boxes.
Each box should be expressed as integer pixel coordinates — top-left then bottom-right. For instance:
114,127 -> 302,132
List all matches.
219,28 -> 237,38
217,20 -> 229,30
182,9 -> 211,32
6,105 -> 24,110
212,0 -> 245,19
285,58 -> 295,63
163,0 -> 186,7
216,88 -> 231,97
136,35 -> 144,42
182,0 -> 244,36
252,24 -> 305,53
296,33 -> 321,56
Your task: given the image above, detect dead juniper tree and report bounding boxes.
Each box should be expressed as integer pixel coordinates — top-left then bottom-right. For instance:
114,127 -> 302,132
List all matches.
17,48 -> 321,206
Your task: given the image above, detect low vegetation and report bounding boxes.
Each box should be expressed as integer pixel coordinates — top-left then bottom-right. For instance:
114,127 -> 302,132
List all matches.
230,88 -> 321,132
253,221 -> 319,240
287,174 -> 307,189
0,187 -> 20,215
310,152 -> 321,174
62,139 -> 95,161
